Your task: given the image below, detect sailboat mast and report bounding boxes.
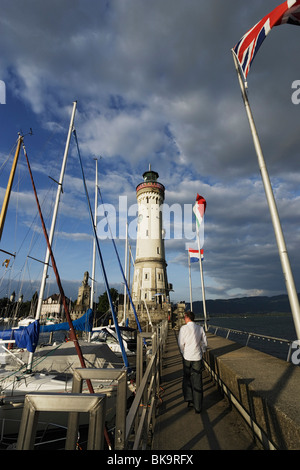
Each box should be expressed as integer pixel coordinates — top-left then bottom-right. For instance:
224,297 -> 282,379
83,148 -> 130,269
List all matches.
35,101 -> 77,321
123,222 -> 128,324
27,101 -> 77,370
0,133 -> 23,241
90,158 -> 98,312
188,251 -> 193,312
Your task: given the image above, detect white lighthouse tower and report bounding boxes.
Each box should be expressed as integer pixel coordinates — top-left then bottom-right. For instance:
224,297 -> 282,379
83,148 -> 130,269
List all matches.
129,166 -> 172,327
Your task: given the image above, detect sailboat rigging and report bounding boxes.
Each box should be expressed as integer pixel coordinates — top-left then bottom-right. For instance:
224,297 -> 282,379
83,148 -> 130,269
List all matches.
22,142 -> 94,393
72,128 -> 130,369
0,105 -> 133,448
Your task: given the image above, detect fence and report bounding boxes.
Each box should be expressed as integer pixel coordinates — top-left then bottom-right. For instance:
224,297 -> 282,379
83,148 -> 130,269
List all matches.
207,324 -> 293,362
125,320 -> 168,449
15,319 -> 169,450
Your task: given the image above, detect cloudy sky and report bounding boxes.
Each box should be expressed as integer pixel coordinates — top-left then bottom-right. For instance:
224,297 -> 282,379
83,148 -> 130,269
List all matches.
1,0 -> 300,306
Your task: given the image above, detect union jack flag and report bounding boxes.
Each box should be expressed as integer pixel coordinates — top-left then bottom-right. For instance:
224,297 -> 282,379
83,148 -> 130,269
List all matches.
233,0 -> 300,80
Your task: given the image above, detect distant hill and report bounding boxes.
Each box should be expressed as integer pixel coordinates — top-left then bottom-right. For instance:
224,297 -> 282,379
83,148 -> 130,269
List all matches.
186,294 -> 297,316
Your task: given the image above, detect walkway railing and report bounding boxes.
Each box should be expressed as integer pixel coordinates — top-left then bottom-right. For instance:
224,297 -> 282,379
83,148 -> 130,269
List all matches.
207,324 -> 293,362
124,320 -> 168,450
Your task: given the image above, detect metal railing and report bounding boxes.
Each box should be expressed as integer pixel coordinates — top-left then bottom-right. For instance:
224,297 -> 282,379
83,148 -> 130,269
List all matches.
124,320 -> 168,450
16,392 -> 107,450
0,418 -> 69,450
15,319 -> 169,450
207,324 -> 293,362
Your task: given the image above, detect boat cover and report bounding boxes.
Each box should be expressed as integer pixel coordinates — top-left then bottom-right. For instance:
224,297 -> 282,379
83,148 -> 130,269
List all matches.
0,309 -> 93,353
40,308 -> 93,333
0,320 -> 40,353
11,341 -> 124,373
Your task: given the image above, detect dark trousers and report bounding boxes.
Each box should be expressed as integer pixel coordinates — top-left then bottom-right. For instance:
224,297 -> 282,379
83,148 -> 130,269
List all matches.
182,359 -> 203,412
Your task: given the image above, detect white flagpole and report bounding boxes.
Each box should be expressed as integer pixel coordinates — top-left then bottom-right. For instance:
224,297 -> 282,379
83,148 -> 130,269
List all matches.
196,226 -> 207,331
188,251 -> 193,312
232,49 -> 300,341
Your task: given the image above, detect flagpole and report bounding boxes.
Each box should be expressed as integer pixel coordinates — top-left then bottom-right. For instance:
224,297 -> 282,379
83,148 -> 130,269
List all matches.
196,226 -> 207,331
188,251 -> 193,312
232,49 -> 300,341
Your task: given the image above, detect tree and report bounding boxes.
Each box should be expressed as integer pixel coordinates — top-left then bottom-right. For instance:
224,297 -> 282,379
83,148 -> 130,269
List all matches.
97,288 -> 119,315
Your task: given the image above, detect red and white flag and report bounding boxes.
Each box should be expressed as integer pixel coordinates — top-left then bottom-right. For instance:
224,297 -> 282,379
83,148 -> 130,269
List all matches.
193,194 -> 206,228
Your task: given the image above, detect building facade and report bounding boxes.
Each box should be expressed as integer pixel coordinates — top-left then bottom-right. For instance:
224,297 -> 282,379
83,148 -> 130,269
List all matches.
41,293 -> 70,322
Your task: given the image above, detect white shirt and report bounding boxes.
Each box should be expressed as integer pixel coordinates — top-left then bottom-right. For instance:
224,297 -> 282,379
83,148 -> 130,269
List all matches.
178,321 -> 207,361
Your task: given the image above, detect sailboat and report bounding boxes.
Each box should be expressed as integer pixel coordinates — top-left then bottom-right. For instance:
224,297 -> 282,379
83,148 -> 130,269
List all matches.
0,105 -> 134,444
91,324 -> 137,356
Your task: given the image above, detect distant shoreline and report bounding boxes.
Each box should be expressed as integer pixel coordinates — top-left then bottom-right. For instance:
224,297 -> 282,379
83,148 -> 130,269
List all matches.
195,311 -> 292,320
187,293 -> 299,318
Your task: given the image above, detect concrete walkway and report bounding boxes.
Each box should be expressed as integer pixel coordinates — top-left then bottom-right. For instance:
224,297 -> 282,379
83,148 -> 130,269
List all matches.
152,329 -> 262,451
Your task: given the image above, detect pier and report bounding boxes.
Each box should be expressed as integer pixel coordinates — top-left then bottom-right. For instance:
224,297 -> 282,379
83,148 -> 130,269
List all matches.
152,329 -> 262,450
153,326 -> 300,451
13,321 -> 300,450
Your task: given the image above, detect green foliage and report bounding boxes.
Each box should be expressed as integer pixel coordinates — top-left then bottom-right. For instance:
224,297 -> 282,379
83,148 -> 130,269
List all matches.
97,288 -> 119,315
0,292 -> 37,318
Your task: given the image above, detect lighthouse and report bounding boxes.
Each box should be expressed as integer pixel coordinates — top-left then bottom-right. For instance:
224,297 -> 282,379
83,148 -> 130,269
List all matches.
128,166 -> 172,328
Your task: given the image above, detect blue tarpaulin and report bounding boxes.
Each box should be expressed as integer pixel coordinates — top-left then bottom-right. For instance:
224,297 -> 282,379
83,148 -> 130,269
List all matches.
0,320 -> 40,353
0,309 -> 93,353
40,308 -> 93,333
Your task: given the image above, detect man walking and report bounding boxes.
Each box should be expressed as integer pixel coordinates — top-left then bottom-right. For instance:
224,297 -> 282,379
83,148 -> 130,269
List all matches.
178,311 -> 207,413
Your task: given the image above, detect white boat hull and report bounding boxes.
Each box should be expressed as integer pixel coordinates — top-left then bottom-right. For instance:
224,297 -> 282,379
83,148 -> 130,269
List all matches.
0,341 -> 134,441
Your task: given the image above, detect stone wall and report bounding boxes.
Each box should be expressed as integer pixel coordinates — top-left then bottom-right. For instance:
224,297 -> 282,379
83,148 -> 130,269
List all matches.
204,333 -> 300,450
119,302 -> 171,330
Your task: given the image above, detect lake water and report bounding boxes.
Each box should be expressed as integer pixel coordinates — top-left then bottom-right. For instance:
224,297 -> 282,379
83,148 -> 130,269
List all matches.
196,313 -> 297,361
